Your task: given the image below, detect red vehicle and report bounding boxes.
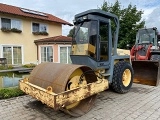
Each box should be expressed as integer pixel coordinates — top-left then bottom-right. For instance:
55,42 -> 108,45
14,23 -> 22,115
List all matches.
130,27 -> 160,86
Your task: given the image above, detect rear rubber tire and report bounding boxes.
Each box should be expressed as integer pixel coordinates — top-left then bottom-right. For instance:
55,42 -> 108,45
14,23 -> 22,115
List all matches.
110,61 -> 133,93
150,55 -> 160,61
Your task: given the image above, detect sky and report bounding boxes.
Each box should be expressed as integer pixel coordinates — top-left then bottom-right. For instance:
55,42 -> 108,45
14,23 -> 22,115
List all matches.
0,0 -> 160,35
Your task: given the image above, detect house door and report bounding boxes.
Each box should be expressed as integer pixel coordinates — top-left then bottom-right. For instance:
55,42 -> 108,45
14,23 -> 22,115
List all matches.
40,46 -> 53,62
3,46 -> 22,65
59,46 -> 71,64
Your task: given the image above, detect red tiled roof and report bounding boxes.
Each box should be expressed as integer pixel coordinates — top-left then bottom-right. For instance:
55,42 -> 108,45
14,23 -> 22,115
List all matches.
34,35 -> 72,44
0,3 -> 72,26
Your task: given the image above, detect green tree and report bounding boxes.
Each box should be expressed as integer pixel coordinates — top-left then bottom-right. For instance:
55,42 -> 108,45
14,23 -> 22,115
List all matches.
67,27 -> 75,37
100,0 -> 145,48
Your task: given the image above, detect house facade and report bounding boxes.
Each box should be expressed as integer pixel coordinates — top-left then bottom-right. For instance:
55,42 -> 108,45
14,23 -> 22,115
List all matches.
0,3 -> 72,65
34,35 -> 72,64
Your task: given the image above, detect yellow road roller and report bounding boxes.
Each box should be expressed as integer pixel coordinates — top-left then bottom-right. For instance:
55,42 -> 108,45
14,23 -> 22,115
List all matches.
19,9 -> 133,117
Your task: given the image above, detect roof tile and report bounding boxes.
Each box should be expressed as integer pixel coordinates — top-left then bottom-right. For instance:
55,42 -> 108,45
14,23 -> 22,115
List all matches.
34,35 -> 72,43
0,3 -> 72,26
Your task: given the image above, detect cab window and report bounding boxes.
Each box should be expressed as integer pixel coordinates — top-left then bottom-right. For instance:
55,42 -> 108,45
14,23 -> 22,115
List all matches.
99,21 -> 109,61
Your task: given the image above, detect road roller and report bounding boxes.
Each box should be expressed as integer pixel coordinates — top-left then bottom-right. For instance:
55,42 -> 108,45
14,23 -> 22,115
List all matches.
19,9 -> 133,117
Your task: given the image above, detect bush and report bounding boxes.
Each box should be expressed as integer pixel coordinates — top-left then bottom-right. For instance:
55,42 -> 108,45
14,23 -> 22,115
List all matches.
7,65 -> 13,69
1,27 -> 22,33
32,31 -> 48,35
22,63 -> 36,68
0,87 -> 25,99
0,72 -> 14,77
1,27 -> 11,32
0,65 -> 13,70
11,28 -> 22,33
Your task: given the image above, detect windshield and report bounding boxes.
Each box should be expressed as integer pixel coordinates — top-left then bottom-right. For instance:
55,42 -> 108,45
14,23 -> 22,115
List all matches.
71,20 -> 98,57
73,21 -> 97,45
136,29 -> 155,44
77,26 -> 89,43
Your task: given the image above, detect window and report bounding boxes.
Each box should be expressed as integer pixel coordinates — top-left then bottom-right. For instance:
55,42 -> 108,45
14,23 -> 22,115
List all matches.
13,47 -> 22,64
41,46 -> 53,62
11,20 -> 21,30
99,21 -> 109,61
32,23 -> 47,32
59,46 -> 71,64
3,46 -> 22,65
1,18 -> 21,30
3,47 -> 12,64
1,18 -> 11,29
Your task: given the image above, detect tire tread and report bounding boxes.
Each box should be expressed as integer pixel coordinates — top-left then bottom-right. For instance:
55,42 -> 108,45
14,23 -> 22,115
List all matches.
111,61 -> 133,94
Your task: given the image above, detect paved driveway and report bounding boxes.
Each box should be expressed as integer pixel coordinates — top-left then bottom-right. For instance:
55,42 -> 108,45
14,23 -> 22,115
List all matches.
1,83 -> 160,120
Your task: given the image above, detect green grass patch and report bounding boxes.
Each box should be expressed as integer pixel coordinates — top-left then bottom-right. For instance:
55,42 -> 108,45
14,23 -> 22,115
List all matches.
0,87 -> 25,99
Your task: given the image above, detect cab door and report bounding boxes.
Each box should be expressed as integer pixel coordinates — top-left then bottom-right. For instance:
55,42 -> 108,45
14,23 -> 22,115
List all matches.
97,21 -> 111,69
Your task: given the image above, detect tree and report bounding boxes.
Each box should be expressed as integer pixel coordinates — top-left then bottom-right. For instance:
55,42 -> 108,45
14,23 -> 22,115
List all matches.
67,27 -> 75,37
100,0 -> 145,48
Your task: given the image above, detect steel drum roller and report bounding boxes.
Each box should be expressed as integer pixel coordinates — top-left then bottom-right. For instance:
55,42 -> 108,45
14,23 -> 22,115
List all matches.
28,62 -> 97,116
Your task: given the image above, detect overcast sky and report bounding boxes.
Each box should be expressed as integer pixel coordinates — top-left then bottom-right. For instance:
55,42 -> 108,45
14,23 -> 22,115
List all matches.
0,0 -> 160,35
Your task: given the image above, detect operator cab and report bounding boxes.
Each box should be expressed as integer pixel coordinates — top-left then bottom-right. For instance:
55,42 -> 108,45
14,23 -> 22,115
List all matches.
70,9 -> 118,70
136,27 -> 158,46
131,27 -> 159,60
